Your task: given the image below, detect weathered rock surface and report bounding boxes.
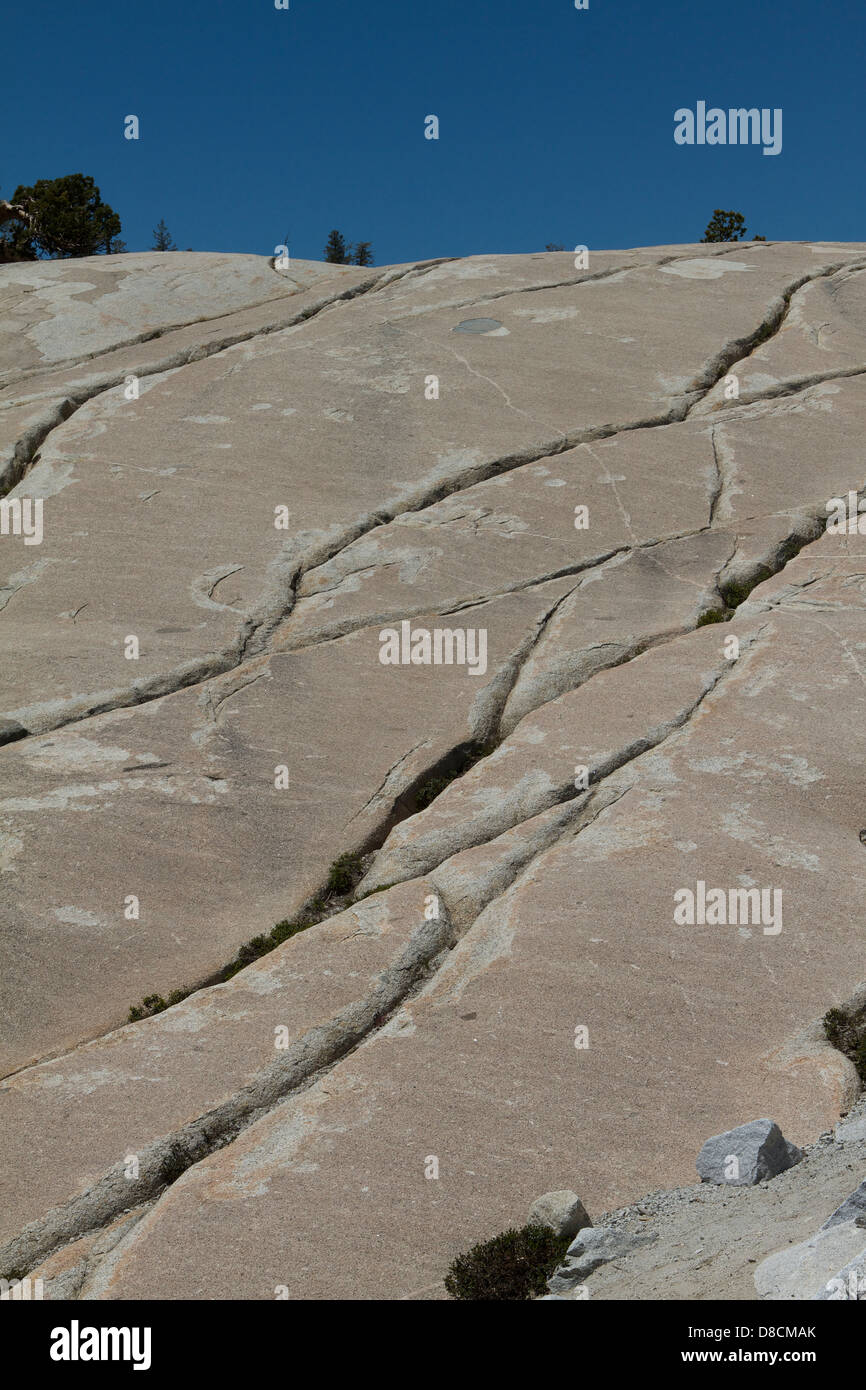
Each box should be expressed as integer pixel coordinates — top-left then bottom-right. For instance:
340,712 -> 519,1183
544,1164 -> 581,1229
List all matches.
821,1176 -> 866,1229
754,1220 -> 866,1301
696,1119 -> 802,1186
2,242 -> 866,1299
528,1190 -> 591,1240
548,1226 -> 657,1292
537,1100 -> 866,1300
835,1117 -> 866,1144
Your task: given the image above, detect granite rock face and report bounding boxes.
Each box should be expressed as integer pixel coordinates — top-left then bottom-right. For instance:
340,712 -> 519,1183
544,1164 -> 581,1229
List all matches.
754,1220 -> 866,1300
2,243 -> 866,1300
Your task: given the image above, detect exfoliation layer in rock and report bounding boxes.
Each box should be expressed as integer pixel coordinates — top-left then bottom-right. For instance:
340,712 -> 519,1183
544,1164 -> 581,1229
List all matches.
3,243 -> 866,1301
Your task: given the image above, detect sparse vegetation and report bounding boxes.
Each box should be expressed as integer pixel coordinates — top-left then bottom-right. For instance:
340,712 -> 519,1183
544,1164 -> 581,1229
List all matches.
413,740 -> 497,811
323,229 -> 375,266
128,988 -> 192,1022
354,883 -> 390,901
824,1003 -> 866,1083
414,774 -> 453,808
719,573 -> 767,608
325,851 -> 365,896
151,218 -> 177,251
221,913 -> 322,981
444,1223 -> 571,1300
126,846 -> 374,1009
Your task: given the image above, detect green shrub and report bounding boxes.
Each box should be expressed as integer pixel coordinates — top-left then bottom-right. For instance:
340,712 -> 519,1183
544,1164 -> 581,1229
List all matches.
221,914 -> 318,981
128,988 -> 191,1022
125,840 -> 404,1018
444,1223 -> 570,1300
414,775 -> 453,809
414,740 -> 497,812
720,571 -> 771,609
825,1004 -> 866,1083
325,851 -> 364,897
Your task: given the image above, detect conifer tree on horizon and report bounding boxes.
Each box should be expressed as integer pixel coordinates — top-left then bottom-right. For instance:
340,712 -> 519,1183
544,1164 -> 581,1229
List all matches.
700,209 -> 767,243
151,219 -> 177,251
0,174 -> 121,259
324,229 -> 349,263
323,230 -> 374,266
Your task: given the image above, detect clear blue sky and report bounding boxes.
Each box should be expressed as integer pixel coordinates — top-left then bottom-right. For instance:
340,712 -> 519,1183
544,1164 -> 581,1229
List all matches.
3,0 -> 863,263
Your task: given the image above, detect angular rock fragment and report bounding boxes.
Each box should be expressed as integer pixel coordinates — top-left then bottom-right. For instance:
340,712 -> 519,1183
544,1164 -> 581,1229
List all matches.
696,1118 -> 802,1186
821,1177 -> 866,1229
547,1227 -> 657,1293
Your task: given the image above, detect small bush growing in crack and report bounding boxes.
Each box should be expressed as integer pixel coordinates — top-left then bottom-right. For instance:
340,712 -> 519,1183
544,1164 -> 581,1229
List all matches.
325,851 -> 365,897
128,989 -> 192,1022
696,608 -> 729,627
129,851 -> 375,1006
414,740 -> 498,811
444,1224 -> 570,1300
221,912 -> 324,982
414,774 -> 454,808
750,323 -> 773,349
824,1004 -> 866,1084
720,570 -> 771,610
221,850 -> 376,984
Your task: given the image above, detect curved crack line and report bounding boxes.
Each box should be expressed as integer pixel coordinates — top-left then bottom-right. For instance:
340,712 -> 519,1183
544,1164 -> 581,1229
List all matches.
0,278 -> 307,395
358,624 -> 765,903
281,486 -> 832,662
0,527 -> 853,1283
0,258 -> 454,500
378,241 -> 793,324
687,259 -> 866,419
708,425 -> 724,526
1,261 -> 859,749
694,362 -> 866,417
0,716 -> 675,1289
0,898 -> 458,1284
281,542 -> 631,653
681,260 -> 866,414
357,503 -> 860,894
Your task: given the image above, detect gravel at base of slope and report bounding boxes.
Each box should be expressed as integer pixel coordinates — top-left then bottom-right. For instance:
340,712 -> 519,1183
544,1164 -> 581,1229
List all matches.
556,1094 -> 866,1300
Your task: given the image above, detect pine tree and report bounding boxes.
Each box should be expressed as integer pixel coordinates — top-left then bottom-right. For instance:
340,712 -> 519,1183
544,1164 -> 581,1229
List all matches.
701,210 -> 747,243
151,219 -> 177,252
0,174 -> 121,259
324,229 -> 349,263
352,241 -> 374,266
